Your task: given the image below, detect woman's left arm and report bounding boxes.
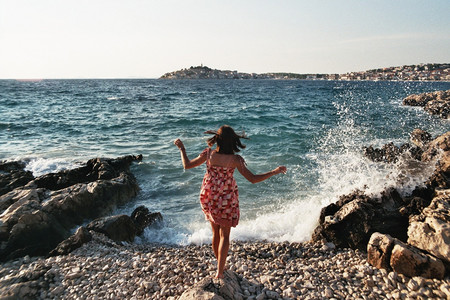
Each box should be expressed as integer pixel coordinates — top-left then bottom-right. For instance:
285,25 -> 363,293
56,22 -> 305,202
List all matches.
174,139 -> 206,169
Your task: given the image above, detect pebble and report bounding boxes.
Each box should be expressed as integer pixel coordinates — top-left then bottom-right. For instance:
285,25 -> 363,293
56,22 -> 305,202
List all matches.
0,231 -> 449,300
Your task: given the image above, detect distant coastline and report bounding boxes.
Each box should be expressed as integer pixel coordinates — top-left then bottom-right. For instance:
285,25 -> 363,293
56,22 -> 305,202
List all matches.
160,63 -> 450,81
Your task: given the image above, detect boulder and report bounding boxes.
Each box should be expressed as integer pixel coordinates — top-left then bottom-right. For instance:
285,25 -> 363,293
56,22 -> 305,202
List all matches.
49,226 -> 92,256
86,215 -> 137,243
0,155 -> 142,261
312,189 -> 408,250
408,189 -> 450,270
390,241 -> 445,279
367,232 -> 395,270
367,232 -> 445,279
179,270 -> 243,300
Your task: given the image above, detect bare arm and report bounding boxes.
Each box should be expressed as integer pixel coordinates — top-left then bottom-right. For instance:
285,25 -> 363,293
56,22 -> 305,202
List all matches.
174,139 -> 206,169
236,156 -> 287,184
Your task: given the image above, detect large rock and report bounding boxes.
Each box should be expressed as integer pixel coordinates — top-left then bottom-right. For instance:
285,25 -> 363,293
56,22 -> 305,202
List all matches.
367,232 -> 445,279
0,155 -> 142,261
408,189 -> 450,270
312,189 -> 408,250
390,241 -> 445,279
403,90 -> 450,119
179,270 -> 243,300
86,215 -> 137,243
367,232 -> 395,270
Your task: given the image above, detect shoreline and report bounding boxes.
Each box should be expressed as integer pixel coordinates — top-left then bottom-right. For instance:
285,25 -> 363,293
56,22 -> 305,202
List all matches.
1,231 -> 449,299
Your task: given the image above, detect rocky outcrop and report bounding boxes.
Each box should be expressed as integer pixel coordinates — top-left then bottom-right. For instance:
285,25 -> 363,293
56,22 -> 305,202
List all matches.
367,232 -> 445,279
403,90 -> 450,119
0,155 -> 143,261
313,130 -> 450,278
363,143 -> 422,163
48,206 -> 162,256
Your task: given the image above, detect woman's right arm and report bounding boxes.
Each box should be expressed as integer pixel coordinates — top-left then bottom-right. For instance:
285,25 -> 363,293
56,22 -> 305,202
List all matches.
236,156 -> 286,184
174,139 -> 206,169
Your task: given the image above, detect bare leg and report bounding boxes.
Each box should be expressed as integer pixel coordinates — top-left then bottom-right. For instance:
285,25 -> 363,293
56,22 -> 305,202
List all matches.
210,221 -> 220,260
216,225 -> 231,279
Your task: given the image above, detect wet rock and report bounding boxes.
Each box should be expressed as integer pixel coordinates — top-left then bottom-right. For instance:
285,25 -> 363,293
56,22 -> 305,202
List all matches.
364,142 -> 423,163
131,205 -> 163,235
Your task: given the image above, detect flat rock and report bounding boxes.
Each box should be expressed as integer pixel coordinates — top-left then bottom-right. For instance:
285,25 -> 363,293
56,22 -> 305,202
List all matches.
179,270 -> 243,300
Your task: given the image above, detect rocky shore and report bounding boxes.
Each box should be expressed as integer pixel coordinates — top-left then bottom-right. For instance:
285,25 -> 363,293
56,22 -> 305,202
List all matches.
1,90 -> 450,299
1,231 -> 449,300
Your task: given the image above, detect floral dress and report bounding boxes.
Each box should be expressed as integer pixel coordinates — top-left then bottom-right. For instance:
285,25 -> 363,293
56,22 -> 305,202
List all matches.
199,148 -> 240,227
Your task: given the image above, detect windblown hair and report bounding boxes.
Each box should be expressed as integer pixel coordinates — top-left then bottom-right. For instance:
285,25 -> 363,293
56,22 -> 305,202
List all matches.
205,125 -> 248,154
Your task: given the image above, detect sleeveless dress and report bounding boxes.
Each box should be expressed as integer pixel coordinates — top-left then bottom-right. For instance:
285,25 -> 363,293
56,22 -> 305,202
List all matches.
199,148 -> 240,227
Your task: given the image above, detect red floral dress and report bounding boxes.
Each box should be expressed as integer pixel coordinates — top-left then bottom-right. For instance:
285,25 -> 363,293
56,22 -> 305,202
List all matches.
199,148 -> 240,227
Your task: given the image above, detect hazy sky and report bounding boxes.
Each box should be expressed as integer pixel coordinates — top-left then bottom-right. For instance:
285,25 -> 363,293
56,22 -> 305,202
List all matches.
1,0 -> 449,79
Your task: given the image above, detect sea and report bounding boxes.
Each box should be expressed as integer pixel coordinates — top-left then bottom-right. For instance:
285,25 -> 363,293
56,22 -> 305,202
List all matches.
1,79 -> 449,245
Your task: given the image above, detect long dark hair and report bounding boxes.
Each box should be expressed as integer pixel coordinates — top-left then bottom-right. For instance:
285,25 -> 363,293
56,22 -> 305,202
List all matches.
205,125 -> 248,154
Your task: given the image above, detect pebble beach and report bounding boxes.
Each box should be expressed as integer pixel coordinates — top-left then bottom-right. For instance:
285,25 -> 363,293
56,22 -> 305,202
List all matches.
1,231 -> 449,300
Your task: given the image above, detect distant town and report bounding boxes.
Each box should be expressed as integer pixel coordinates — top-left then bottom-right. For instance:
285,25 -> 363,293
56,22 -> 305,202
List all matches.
160,63 -> 450,81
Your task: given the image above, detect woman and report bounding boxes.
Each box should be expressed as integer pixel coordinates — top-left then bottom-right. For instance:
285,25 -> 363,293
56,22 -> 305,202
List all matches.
174,125 -> 286,279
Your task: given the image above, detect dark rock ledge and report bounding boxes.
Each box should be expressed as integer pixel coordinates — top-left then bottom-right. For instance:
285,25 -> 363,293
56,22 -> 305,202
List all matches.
312,129 -> 450,279
0,155 -> 161,262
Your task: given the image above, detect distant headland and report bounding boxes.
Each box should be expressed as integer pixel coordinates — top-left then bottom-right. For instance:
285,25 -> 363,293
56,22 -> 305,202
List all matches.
160,63 -> 450,81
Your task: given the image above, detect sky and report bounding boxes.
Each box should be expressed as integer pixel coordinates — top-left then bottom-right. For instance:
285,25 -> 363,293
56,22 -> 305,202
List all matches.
0,0 -> 449,79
